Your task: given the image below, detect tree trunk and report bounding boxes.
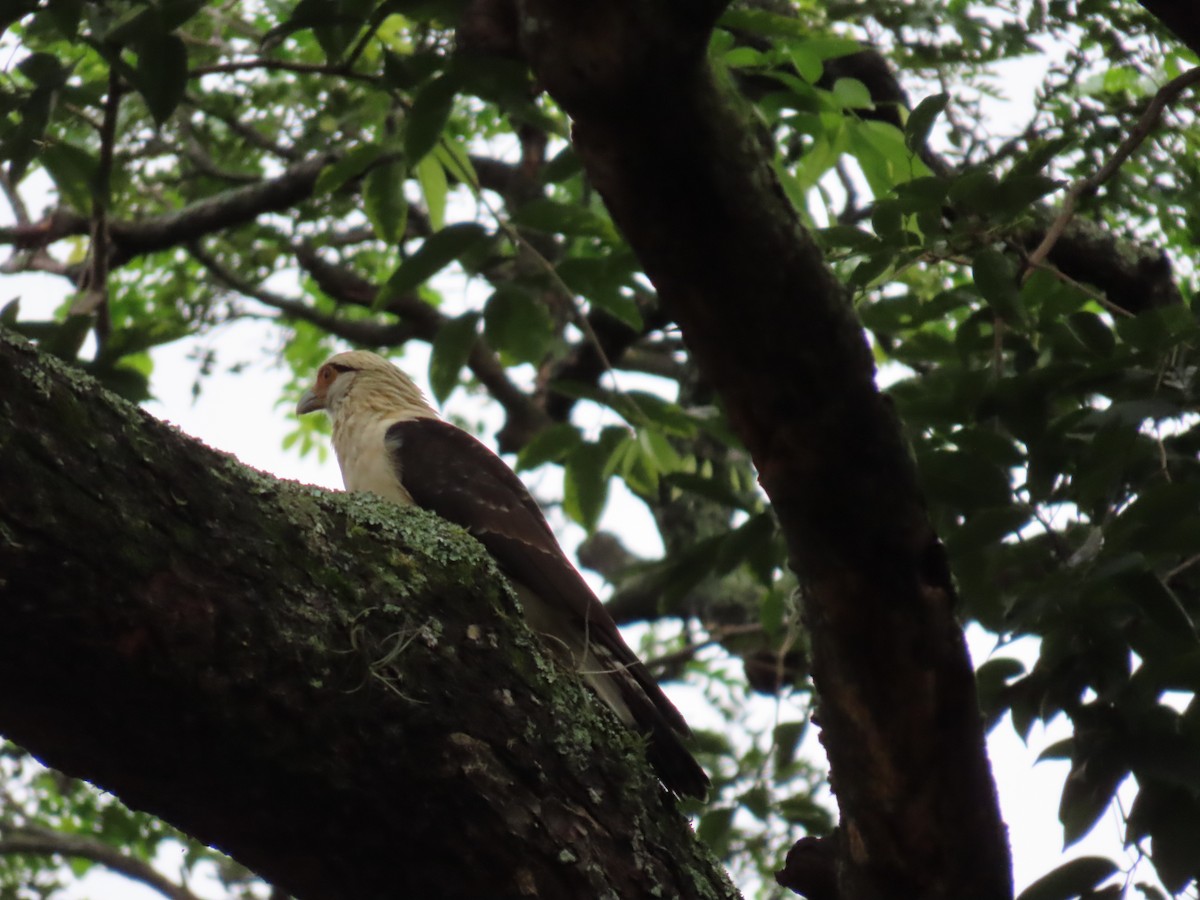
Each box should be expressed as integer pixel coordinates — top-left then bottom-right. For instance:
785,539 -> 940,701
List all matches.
511,1 -> 1013,897
0,330 -> 737,900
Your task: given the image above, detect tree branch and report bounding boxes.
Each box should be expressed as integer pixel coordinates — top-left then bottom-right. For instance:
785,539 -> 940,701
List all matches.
0,328 -> 735,900
517,2 -> 1011,896
0,826 -> 201,900
0,156 -> 330,265
1025,65 -> 1200,272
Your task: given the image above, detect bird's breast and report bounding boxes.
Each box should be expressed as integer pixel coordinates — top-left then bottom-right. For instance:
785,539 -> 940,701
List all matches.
332,414 -> 414,506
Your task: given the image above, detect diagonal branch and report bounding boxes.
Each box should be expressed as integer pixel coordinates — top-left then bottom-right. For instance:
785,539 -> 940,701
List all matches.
0,328 -> 736,900
0,156 -> 331,265
0,827 -> 202,900
1025,65 -> 1200,272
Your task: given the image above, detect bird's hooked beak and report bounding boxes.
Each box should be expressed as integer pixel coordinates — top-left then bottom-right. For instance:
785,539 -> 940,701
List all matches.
296,387 -> 324,416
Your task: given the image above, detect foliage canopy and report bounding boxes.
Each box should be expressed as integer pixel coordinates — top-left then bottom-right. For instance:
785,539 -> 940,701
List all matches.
1,0 -> 1199,897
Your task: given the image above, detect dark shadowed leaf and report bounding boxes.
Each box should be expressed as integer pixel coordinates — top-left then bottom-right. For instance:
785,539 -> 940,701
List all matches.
972,249 -> 1024,323
427,311 -> 479,404
134,33 -> 188,125
516,423 -> 582,471
405,73 -> 458,164
563,429 -> 626,532
1015,856 -> 1118,900
314,145 -> 387,196
363,158 -> 408,244
381,223 -> 490,301
905,92 -> 948,152
39,140 -> 97,212
483,285 -> 554,364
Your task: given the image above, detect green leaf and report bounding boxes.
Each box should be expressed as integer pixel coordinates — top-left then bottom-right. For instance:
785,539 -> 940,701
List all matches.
786,46 -> 822,84
832,77 -> 873,110
1011,136 -> 1074,178
483,285 -> 554,364
563,429 -> 625,532
1059,753 -> 1126,847
160,0 -> 205,31
380,223 -> 490,301
696,806 -> 737,857
134,32 -> 188,126
773,721 -> 807,771
905,92 -> 948,152
556,256 -> 643,330
972,249 -> 1024,323
777,794 -> 835,834
17,52 -> 69,87
39,140 -> 98,213
415,153 -> 448,231
947,169 -> 1002,214
363,158 -> 408,244
405,73 -> 458,165
1066,311 -> 1115,356
848,120 -> 930,196
975,656 -> 1025,727
717,8 -> 810,39
637,428 -> 682,475
1115,306 -> 1199,352
663,472 -> 753,511
516,423 -> 582,471
427,311 -> 479,403
512,198 -> 617,241
314,145 -> 386,196
1015,857 -> 1118,900
434,140 -> 479,193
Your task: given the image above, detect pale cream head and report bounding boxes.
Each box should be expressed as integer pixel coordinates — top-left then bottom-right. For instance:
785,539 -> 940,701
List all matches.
296,350 -> 435,421
296,350 -> 437,503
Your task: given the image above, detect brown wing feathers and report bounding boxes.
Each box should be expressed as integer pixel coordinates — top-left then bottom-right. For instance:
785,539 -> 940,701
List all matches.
384,418 -> 709,799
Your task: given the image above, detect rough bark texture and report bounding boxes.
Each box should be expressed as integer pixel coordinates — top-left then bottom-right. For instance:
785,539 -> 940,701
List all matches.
0,330 -> 737,900
514,1 -> 1012,898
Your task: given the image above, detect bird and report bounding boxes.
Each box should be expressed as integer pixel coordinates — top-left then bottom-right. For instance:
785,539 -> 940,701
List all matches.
297,349 -> 709,799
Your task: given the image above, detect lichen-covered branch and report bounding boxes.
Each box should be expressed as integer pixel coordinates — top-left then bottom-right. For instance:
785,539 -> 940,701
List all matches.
0,330 -> 736,900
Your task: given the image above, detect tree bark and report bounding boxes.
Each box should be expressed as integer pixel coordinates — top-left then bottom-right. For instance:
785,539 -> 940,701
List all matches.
513,1 -> 1013,897
0,330 -> 736,900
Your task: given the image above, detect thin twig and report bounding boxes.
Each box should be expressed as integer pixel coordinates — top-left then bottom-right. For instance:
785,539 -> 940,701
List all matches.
75,67 -> 122,345
1023,259 -> 1135,317
1025,66 -> 1200,273
190,59 -> 377,84
0,169 -> 29,225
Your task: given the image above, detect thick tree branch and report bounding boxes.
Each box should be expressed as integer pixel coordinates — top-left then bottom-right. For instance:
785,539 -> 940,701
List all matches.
515,2 -> 1011,897
0,330 -> 735,900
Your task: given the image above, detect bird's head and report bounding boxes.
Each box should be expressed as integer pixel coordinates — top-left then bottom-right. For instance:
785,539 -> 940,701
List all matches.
296,350 -> 435,421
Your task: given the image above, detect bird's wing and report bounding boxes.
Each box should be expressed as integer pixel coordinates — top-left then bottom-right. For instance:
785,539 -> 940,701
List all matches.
384,419 -> 709,798
383,419 -> 687,724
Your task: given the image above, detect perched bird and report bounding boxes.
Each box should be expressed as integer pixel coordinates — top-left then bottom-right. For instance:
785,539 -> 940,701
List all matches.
297,350 -> 709,799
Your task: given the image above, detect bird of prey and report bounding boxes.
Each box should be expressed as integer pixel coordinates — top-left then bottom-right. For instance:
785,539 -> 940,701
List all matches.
297,350 -> 709,799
